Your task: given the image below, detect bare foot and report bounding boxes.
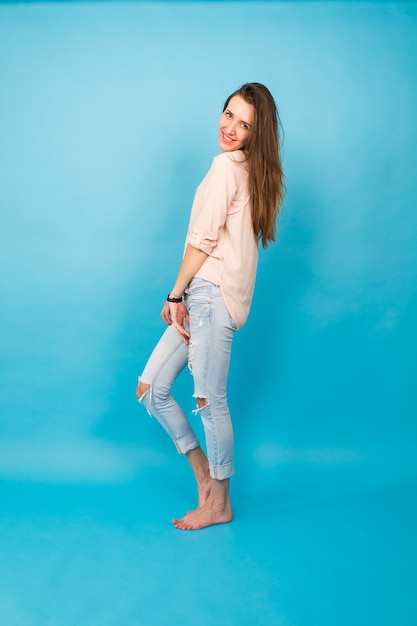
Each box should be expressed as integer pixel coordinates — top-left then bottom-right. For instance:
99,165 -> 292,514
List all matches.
173,496 -> 233,530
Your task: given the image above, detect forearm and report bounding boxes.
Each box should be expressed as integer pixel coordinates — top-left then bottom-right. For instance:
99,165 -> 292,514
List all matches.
170,244 -> 208,297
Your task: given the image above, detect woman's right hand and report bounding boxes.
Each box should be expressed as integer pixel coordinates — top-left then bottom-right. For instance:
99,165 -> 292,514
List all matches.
161,301 -> 191,344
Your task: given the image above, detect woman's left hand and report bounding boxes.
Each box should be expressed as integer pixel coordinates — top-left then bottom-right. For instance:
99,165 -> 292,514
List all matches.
161,301 -> 190,344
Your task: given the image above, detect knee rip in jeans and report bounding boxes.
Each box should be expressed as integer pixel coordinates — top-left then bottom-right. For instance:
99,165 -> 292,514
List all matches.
137,380 -> 151,401
137,381 -> 153,418
192,397 -> 209,415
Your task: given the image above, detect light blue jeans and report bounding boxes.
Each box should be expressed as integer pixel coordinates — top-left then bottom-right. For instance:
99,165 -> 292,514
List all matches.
138,278 -> 237,480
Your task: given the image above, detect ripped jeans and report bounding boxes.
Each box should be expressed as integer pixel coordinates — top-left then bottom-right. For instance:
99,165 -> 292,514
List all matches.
138,278 -> 237,480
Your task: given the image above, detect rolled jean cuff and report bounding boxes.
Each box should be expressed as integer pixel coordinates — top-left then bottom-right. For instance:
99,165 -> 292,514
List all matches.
174,432 -> 200,455
209,461 -> 235,481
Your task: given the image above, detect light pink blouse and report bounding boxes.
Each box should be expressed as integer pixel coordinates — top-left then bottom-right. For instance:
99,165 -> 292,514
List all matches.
186,150 -> 258,329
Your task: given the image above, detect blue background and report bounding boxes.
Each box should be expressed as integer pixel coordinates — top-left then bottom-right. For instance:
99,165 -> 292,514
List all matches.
0,1 -> 416,624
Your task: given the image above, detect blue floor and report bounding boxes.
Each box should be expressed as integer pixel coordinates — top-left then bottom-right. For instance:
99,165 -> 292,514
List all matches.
1,452 -> 416,626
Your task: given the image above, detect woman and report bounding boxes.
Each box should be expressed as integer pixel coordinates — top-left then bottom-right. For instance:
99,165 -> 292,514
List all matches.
136,83 -> 284,530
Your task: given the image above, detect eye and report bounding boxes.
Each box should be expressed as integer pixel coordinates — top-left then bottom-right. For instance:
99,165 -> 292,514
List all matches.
225,110 -> 232,118
241,123 -> 249,130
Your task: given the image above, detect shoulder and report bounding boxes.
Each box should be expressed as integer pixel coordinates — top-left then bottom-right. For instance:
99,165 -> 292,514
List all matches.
210,150 -> 247,177
212,150 -> 246,167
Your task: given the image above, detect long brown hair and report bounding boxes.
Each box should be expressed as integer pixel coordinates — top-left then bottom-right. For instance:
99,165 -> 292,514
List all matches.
223,83 -> 285,248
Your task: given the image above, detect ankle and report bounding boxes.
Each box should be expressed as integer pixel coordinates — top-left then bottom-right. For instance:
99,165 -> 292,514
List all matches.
209,477 -> 229,494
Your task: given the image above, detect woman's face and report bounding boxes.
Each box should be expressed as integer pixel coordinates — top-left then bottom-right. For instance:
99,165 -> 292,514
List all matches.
218,95 -> 254,152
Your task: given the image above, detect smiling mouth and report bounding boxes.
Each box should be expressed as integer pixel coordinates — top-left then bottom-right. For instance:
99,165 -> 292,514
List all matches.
222,133 -> 234,143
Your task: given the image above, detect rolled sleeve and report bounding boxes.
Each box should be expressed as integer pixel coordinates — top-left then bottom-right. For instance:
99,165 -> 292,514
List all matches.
186,153 -> 238,254
188,229 -> 217,255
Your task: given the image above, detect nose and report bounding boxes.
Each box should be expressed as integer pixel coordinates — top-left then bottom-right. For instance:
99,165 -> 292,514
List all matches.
224,119 -> 237,136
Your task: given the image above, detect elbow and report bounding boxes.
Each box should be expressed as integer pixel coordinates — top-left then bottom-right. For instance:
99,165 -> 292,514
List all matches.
187,239 -> 214,256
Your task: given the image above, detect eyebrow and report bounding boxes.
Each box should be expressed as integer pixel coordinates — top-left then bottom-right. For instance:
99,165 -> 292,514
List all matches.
225,108 -> 252,128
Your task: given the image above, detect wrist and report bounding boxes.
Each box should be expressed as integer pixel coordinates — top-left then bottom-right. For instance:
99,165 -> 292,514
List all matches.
167,293 -> 183,303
